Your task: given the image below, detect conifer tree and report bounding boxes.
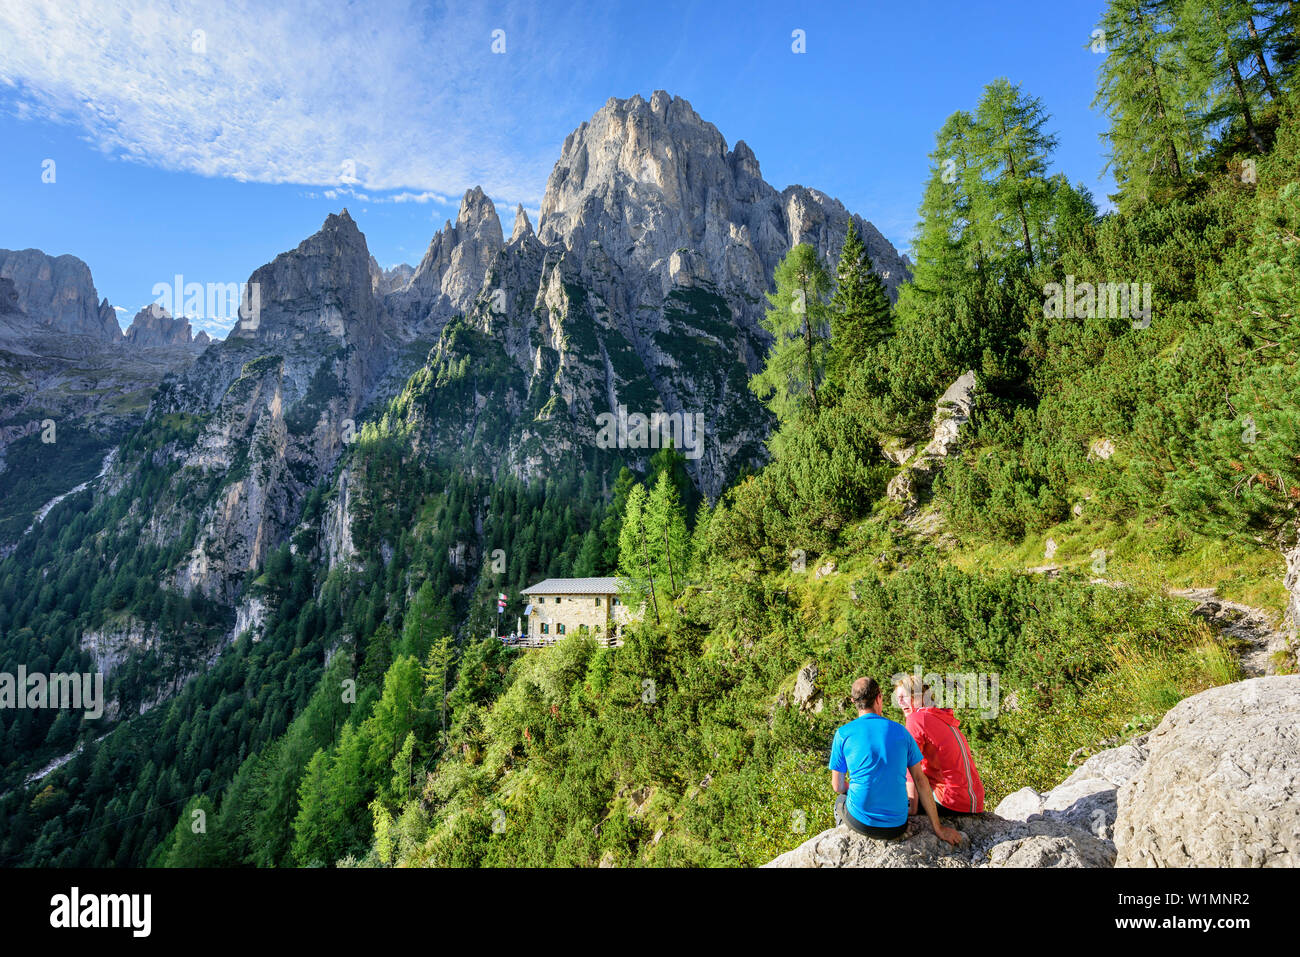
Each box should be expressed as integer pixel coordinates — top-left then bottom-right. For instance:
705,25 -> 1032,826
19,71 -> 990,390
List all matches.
825,221 -> 892,398
616,484 -> 659,624
422,636 -> 455,748
911,110 -> 986,296
599,467 -> 638,571
1258,0 -> 1300,90
1094,0 -> 1203,205
1181,0 -> 1275,151
645,471 -> 690,597
749,244 -> 833,429
571,527 -> 603,577
649,445 -> 700,526
970,78 -> 1059,268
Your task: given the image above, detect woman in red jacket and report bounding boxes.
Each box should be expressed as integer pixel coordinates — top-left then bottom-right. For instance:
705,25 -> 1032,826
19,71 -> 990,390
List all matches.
893,675 -> 985,816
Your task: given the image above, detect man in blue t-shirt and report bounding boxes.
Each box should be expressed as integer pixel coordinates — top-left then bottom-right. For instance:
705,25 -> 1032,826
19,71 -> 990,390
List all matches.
828,677 -> 962,844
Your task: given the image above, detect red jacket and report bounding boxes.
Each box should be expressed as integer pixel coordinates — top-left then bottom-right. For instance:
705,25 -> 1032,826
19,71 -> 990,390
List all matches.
905,707 -> 984,813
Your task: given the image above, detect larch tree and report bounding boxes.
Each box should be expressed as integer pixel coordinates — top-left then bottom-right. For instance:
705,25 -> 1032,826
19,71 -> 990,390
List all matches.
1180,0 -> 1276,151
645,470 -> 690,598
1094,0 -> 1204,206
970,78 -> 1059,269
911,109 -> 987,296
616,483 -> 659,624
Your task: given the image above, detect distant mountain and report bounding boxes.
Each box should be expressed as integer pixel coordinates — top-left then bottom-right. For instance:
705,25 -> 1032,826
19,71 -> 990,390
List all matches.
368,257 -> 414,296
123,303 -> 211,352
0,248 -> 121,342
0,248 -> 210,551
374,91 -> 910,496
123,91 -> 909,601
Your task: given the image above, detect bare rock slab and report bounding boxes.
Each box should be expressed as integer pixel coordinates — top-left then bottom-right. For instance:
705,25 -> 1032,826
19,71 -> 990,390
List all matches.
1115,675 -> 1300,867
764,814 -> 1115,868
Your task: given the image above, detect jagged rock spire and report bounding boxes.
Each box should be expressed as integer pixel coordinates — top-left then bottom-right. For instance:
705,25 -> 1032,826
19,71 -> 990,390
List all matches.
510,204 -> 534,243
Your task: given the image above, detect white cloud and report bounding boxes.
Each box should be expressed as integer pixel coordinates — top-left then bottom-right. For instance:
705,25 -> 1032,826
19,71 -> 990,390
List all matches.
315,185 -> 449,206
0,1 -> 612,210
387,191 -> 448,205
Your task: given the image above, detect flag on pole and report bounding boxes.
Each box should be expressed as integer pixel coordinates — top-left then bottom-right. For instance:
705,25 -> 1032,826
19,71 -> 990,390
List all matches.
497,592 -> 506,612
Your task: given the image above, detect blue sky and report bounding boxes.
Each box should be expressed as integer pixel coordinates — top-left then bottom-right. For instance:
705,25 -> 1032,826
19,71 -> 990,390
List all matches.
0,0 -> 1114,337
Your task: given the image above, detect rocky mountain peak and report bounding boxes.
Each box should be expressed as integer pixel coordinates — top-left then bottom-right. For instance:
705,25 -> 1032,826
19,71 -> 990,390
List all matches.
456,186 -> 503,244
229,209 -> 378,346
123,302 -> 208,352
392,188 -> 505,333
534,91 -> 909,301
510,204 -> 534,243
0,248 -> 122,342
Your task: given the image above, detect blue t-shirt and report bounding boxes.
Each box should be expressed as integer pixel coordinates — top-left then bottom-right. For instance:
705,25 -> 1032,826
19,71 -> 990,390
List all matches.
828,713 -> 923,827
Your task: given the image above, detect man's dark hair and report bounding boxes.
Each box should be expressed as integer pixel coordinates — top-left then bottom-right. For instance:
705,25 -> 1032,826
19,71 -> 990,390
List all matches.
850,677 -> 881,710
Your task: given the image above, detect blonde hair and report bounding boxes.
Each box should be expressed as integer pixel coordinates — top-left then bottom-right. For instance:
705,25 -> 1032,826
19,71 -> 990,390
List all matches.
893,674 -> 932,708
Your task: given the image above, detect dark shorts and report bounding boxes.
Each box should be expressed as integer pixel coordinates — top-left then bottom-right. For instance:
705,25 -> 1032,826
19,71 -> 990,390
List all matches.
835,794 -> 908,840
936,802 -> 980,818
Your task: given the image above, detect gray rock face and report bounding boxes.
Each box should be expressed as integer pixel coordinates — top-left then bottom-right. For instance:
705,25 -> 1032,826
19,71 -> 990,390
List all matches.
537,92 -> 908,307
0,248 -> 122,342
0,278 -> 31,355
388,187 -> 504,336
1114,675 -> 1300,867
887,370 -> 977,505
764,813 -> 1116,868
369,257 -> 414,296
321,466 -> 360,571
153,210 -> 391,600
0,277 -> 20,316
418,91 -> 912,498
996,738 -> 1149,842
925,371 -> 977,458
228,209 -> 386,357
80,618 -> 161,678
123,303 -> 209,352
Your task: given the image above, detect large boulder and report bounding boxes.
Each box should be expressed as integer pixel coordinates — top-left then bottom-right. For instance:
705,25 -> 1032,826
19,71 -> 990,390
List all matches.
995,737 -> 1148,841
1114,675 -> 1300,867
763,813 -> 1115,868
922,370 -> 977,460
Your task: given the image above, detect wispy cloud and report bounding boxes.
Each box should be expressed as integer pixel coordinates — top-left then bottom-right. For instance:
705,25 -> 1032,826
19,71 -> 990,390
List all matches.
0,0 -> 611,209
309,186 -> 450,205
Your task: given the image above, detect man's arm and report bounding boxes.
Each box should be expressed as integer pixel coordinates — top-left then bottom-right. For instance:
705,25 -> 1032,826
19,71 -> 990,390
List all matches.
909,762 -> 962,845
830,770 -> 848,794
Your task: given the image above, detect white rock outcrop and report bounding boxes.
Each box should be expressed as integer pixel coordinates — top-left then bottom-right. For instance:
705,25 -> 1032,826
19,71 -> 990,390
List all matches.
1115,675 -> 1300,867
887,370 -> 977,505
